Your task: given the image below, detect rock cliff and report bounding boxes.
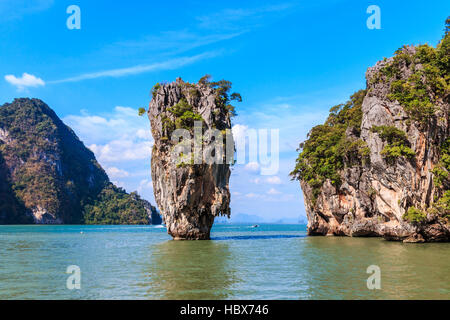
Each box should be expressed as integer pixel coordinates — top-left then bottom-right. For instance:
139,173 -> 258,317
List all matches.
148,76 -> 238,239
292,21 -> 449,242
0,98 -> 160,225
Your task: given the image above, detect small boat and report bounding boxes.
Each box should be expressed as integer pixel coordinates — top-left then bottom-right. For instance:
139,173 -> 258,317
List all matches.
251,224 -> 259,228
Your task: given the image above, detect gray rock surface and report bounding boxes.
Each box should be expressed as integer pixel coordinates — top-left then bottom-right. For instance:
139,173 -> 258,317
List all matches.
148,78 -> 233,239
301,48 -> 449,242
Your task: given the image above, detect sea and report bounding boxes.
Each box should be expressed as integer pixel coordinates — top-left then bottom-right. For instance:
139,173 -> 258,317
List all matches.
0,224 -> 448,300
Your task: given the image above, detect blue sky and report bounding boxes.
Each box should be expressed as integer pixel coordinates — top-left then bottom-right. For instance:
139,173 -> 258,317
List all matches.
1,0 -> 449,222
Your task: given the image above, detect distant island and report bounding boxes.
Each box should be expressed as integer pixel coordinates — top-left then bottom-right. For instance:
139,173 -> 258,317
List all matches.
291,18 -> 450,242
0,98 -> 161,225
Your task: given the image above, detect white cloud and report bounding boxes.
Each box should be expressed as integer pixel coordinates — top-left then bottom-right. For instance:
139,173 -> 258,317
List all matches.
245,162 -> 260,173
111,180 -> 126,189
4,73 -> 45,91
64,106 -> 154,164
232,124 -> 248,141
49,52 -> 219,84
245,193 -> 262,199
266,176 -> 282,184
89,140 -> 152,163
250,178 -> 261,184
64,107 -> 156,203
267,188 -> 281,195
106,167 -> 130,179
137,179 -> 153,194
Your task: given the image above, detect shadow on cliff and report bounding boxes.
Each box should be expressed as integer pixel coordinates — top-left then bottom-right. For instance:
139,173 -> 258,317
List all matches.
211,234 -> 306,241
0,151 -> 32,224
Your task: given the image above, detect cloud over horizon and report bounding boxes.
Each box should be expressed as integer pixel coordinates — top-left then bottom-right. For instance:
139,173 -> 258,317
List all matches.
4,73 -> 45,91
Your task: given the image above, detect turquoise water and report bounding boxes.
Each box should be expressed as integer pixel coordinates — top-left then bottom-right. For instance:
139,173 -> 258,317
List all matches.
0,224 -> 449,300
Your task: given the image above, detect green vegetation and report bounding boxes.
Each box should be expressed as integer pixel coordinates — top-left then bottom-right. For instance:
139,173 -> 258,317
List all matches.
290,90 -> 368,203
431,190 -> 450,221
370,125 -> 415,162
402,206 -> 427,224
138,107 -> 146,116
198,74 -> 241,117
176,151 -> 195,168
151,83 -> 161,99
83,184 -> 151,225
373,18 -> 449,125
0,98 -> 158,225
156,75 -> 241,138
430,138 -> 450,222
168,98 -> 203,130
432,138 -> 450,188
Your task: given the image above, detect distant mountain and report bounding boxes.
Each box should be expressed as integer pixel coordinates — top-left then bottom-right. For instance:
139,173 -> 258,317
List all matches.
0,98 -> 161,225
273,217 -> 306,224
216,213 -> 306,224
215,213 -> 266,224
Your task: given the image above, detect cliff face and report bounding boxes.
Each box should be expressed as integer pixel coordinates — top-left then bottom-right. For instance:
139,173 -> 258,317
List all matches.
294,30 -> 449,242
0,98 -> 160,225
148,77 -> 236,239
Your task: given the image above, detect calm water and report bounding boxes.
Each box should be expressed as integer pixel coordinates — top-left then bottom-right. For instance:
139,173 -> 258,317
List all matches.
0,224 -> 448,300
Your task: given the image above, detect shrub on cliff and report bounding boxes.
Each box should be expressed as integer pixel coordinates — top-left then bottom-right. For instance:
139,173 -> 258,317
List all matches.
153,75 -> 241,138
168,98 -> 203,130
403,206 -> 427,224
198,75 -> 241,117
374,18 -> 449,124
370,125 -> 415,162
290,90 -> 368,202
432,138 -> 450,188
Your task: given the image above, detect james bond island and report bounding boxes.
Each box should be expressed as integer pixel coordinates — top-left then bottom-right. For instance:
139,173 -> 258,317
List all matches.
147,76 -> 240,240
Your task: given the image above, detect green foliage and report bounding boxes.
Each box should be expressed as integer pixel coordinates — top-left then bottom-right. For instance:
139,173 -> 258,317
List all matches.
374,18 -> 450,124
199,75 -> 242,117
432,138 -> 450,187
168,98 -> 203,130
175,110 -> 203,130
387,75 -> 435,123
432,190 -> 450,221
290,90 -> 368,203
83,184 -> 151,225
161,115 -> 175,136
326,89 -> 366,133
0,98 -> 157,225
403,206 -> 427,224
381,144 -> 416,161
138,108 -> 146,116
431,138 -> 449,222
151,83 -> 161,99
371,126 -> 415,162
168,98 -> 192,117
198,74 -> 212,85
436,18 -> 450,86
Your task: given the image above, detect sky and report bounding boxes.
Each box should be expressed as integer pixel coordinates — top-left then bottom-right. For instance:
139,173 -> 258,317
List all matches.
0,0 -> 449,222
